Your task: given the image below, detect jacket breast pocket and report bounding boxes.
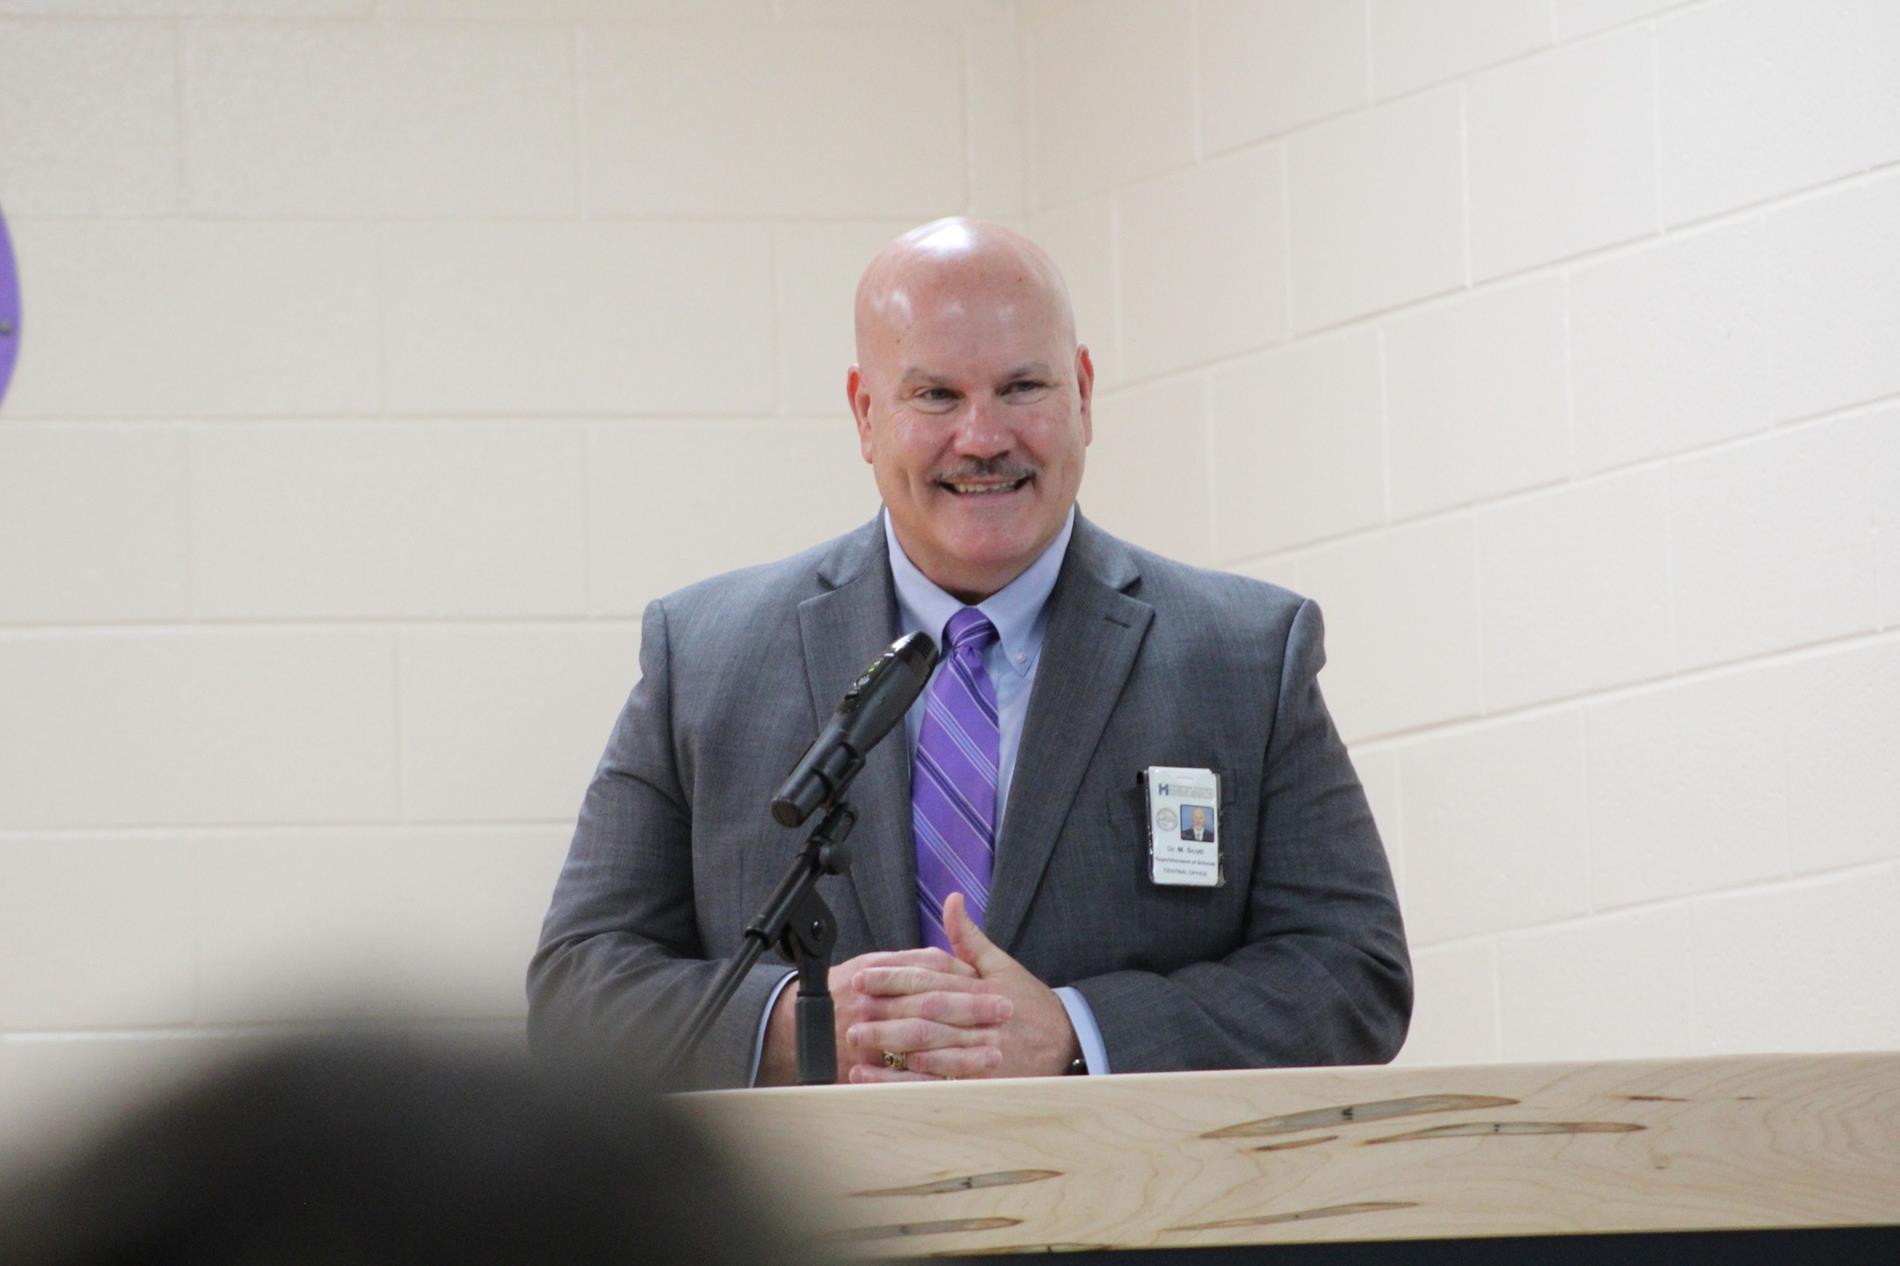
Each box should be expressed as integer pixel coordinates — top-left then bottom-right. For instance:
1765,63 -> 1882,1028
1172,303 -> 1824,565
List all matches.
1097,772 -> 1247,969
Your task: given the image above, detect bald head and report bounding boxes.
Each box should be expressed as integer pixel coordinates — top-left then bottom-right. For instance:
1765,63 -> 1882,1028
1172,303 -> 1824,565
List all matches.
854,218 -> 1077,363
845,218 -> 1095,603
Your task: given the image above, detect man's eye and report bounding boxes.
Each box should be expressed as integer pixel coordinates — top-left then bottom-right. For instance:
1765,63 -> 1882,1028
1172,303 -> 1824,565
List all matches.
1004,380 -> 1047,395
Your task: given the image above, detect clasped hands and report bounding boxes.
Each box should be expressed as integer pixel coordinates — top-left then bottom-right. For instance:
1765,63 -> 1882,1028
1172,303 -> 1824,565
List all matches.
760,893 -> 1080,1085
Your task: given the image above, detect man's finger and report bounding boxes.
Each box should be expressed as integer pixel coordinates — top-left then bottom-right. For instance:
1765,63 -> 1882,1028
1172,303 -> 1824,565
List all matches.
868,987 -> 1014,1027
853,966 -> 1001,998
846,1065 -> 941,1084
847,1017 -> 1000,1054
904,1043 -> 1002,1079
854,948 -> 976,977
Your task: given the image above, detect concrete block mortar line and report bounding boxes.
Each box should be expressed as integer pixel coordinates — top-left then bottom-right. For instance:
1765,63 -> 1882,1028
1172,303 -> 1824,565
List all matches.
1457,83 -> 1472,289
1305,157 -> 1900,353
1485,935 -> 1503,1062
1658,152 -> 1900,236
1558,0 -> 1716,44
170,17 -> 188,215
188,835 -> 206,1027
182,422 -> 203,621
1579,679 -> 1595,914
1020,0 -> 1042,214
0,617 -> 645,637
1048,150 -> 1223,228
956,9 -> 992,218
1359,0 -> 1375,102
1375,325 -> 1392,525
580,424 -> 597,618
764,230 -> 784,419
0,821 -> 575,841
1660,444 -> 1682,686
1403,926 -> 1497,958
1332,622 -> 1900,758
0,1025 -> 227,1047
1186,0 -> 1203,167
1559,269 -> 1578,479
1275,143 -> 1292,353
0,1016 -> 530,1045
1198,97 -> 1368,165
370,222 -> 389,423
1364,0 -> 1713,112
0,409 -> 835,424
1212,386 -> 1900,576
0,415 -> 790,429
1012,7 -> 1033,217
0,210 -> 995,227
1471,496 -> 1488,720
1367,18 -> 1552,109
1196,375 -> 1217,567
1094,366 -> 1207,413
14,22 -> 1874,235
391,625 -> 408,823
1492,895 -> 1698,951
1646,18 -> 1665,235
1685,856 -> 1708,1053
921,138 -> 1889,293
1878,446 -> 1893,631
571,21 -> 589,221
1415,863 -> 1900,967
1106,194 -> 1125,378
1694,855 -> 1900,904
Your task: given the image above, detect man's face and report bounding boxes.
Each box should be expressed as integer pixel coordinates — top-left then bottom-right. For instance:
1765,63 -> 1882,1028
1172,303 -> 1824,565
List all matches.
849,262 -> 1093,602
1190,808 -> 1207,832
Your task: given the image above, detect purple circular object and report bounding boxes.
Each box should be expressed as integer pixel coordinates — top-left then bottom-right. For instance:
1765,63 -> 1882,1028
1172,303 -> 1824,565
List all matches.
0,208 -> 18,411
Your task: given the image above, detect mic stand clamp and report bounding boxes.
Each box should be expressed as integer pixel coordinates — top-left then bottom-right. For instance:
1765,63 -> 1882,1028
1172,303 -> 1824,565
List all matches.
662,800 -> 858,1088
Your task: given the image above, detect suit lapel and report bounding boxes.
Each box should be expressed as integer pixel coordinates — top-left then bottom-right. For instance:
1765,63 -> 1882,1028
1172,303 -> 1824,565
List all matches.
796,520 -> 920,951
984,516 -> 1152,952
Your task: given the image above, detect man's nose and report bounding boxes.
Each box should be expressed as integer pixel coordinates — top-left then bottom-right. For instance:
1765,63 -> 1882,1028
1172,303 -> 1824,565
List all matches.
950,396 -> 1011,458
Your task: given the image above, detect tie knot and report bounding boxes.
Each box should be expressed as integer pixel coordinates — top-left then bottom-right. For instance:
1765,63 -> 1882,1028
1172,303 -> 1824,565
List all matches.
943,607 -> 997,654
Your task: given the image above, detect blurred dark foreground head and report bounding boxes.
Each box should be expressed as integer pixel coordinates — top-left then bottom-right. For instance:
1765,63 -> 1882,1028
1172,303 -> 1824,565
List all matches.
0,1035 -> 804,1266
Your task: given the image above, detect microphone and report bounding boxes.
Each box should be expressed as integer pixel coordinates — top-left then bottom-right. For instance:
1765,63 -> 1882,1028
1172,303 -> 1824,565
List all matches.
771,631 -> 939,827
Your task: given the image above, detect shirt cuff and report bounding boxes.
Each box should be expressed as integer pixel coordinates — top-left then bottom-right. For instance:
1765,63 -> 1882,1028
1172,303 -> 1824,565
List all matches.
1054,986 -> 1111,1075
745,970 -> 799,1087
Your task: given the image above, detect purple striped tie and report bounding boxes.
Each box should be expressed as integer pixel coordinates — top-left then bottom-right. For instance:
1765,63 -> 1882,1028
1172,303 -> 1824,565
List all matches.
914,608 -> 1000,952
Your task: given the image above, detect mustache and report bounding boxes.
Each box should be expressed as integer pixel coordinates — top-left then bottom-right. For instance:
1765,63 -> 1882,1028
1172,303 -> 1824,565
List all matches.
933,457 -> 1037,484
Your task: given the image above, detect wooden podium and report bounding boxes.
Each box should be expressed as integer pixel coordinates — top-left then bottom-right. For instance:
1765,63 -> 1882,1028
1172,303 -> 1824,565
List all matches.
680,1052 -> 1900,1261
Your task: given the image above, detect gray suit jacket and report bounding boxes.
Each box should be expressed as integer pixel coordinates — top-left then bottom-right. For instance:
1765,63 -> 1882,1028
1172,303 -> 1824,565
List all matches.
528,513 -> 1411,1086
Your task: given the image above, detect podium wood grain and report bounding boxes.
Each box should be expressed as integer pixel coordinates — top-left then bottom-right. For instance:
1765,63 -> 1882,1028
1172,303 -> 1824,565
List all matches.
677,1053 -> 1900,1256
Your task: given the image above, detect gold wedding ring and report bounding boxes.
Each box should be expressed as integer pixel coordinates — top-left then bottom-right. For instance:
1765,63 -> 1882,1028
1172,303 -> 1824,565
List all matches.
881,1049 -> 909,1072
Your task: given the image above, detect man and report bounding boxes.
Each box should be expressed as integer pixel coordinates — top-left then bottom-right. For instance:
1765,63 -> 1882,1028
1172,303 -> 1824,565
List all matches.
1182,806 -> 1215,843
528,219 -> 1410,1088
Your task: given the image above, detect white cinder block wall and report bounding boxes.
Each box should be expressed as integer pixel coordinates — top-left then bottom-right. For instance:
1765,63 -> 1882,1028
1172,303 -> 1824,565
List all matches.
1040,0 -> 1900,1068
0,0 -> 1022,1147
2,0 -> 1897,1148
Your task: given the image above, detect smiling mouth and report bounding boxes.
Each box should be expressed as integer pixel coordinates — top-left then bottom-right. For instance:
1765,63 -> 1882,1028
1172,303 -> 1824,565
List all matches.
939,474 -> 1033,496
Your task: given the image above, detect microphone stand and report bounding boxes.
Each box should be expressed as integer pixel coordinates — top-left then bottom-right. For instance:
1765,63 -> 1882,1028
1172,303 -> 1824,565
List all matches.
660,799 -> 858,1088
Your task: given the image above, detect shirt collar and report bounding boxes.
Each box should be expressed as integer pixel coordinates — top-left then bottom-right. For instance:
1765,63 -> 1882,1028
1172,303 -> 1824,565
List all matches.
884,506 -> 1075,679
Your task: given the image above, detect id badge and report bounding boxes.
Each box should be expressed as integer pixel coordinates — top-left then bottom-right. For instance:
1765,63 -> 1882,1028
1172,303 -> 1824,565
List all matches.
1142,765 -> 1223,887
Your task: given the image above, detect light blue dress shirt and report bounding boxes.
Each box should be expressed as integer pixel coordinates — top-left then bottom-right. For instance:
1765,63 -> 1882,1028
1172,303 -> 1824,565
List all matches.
747,508 -> 1110,1082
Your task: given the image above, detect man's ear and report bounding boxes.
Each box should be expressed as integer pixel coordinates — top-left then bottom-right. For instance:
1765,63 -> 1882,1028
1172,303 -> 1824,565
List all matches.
847,365 -> 874,463
1074,345 -> 1095,445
